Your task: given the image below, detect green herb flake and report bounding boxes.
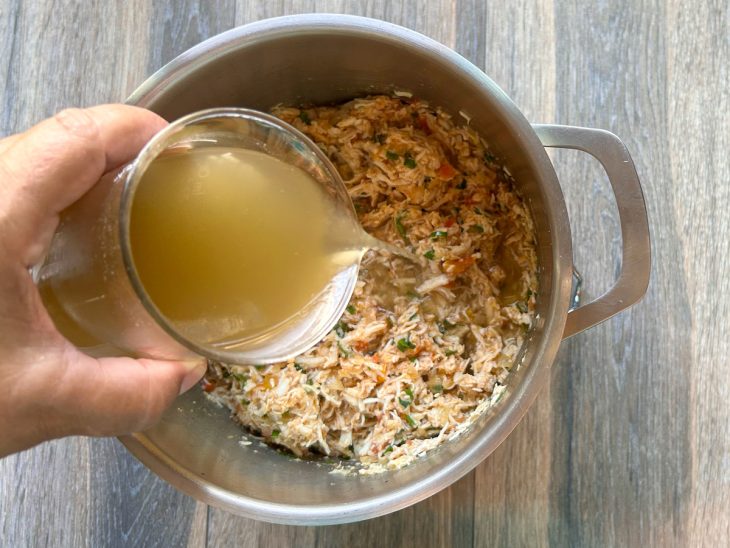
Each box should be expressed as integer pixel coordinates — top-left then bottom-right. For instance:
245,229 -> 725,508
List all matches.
306,378 -> 314,386
430,229 -> 448,240
386,150 -> 399,161
456,179 -> 467,190
346,304 -> 356,314
438,319 -> 457,333
405,414 -> 418,428
431,384 -> 444,394
484,151 -> 497,164
337,341 -> 352,357
516,301 -> 528,313
403,152 -> 417,169
406,289 -> 421,300
232,373 -> 248,385
394,211 -> 410,244
254,365 -> 266,371
375,134 -> 387,145
239,398 -> 251,405
271,429 -> 280,438
526,289 -> 534,300
396,337 -> 416,352
409,313 -> 418,321
444,349 -> 457,357
468,224 -> 485,234
334,321 -> 349,338
398,397 -> 411,408
404,387 -> 414,399
298,111 -> 312,125
293,364 -> 304,372
423,249 -> 436,260
382,445 -> 394,455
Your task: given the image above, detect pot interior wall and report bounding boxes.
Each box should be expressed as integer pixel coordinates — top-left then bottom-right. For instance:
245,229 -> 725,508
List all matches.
130,24 -> 562,514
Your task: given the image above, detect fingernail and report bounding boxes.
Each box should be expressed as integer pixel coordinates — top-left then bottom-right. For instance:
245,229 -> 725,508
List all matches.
179,358 -> 207,394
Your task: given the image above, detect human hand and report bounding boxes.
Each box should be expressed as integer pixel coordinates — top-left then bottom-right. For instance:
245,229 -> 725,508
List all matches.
0,105 -> 206,457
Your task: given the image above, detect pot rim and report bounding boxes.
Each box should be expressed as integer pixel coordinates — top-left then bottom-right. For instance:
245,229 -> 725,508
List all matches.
123,13 -> 573,525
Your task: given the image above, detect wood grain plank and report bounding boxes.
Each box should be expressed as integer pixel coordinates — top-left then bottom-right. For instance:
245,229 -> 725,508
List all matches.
147,0 -> 238,76
666,0 -> 730,545
473,2 -> 556,547
0,439 -> 91,547
549,0 -> 693,546
86,439 -> 199,548
234,0 -> 457,47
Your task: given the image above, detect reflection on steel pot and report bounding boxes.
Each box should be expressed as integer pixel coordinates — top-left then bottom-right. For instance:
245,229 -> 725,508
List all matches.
121,14 -> 650,525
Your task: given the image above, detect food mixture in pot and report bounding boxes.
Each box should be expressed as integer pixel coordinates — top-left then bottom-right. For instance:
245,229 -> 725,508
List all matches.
204,95 -> 538,472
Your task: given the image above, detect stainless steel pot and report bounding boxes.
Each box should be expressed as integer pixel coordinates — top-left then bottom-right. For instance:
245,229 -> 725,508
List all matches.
121,14 -> 650,525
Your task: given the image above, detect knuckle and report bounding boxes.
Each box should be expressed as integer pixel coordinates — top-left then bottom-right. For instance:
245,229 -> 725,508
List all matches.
53,108 -> 100,142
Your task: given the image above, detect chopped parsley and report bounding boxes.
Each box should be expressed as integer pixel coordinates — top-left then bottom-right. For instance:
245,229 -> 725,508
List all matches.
403,152 -> 417,168
254,365 -> 266,371
438,319 -> 456,333
404,387 -> 414,399
398,396 -> 411,408
232,372 -> 248,385
526,289 -> 534,299
333,321 -> 349,338
430,229 -> 448,240
483,151 -> 497,164
271,429 -> 280,438
239,397 -> 251,405
396,337 -> 416,352
394,211 -> 410,244
382,445 -> 394,455
444,349 -> 458,357
516,301 -> 528,313
298,111 -> 312,125
293,364 -> 303,372
423,249 -> 436,260
468,224 -> 485,234
375,133 -> 387,145
337,340 -> 352,357
386,150 -> 399,161
346,304 -> 356,314
405,414 -> 418,428
430,384 -> 444,394
406,289 -> 421,300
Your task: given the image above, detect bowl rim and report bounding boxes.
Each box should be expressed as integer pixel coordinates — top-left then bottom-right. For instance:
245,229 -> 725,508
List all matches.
123,13 -> 574,525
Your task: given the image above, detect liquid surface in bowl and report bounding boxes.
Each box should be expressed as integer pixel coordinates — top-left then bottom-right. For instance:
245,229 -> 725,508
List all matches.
129,147 -> 366,348
204,96 -> 538,472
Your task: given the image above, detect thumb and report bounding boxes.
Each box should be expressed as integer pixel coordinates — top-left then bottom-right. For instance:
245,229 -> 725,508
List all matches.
51,352 -> 207,438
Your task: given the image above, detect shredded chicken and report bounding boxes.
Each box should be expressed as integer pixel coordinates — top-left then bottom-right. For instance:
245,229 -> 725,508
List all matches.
204,95 -> 538,472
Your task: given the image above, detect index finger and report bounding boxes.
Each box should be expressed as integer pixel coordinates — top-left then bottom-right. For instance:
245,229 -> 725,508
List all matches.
0,105 -> 167,263
1,104 -> 167,215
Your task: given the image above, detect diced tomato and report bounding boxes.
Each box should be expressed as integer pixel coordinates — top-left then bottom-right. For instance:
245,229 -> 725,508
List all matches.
444,256 -> 476,276
436,162 -> 457,180
202,379 -> 217,393
353,340 -> 369,352
444,217 -> 456,228
417,115 -> 432,135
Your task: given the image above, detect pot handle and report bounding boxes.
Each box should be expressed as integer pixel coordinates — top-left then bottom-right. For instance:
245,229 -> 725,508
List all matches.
532,124 -> 651,339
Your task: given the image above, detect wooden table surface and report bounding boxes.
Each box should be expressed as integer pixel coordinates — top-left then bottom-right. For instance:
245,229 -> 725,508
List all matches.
1,1 -> 728,547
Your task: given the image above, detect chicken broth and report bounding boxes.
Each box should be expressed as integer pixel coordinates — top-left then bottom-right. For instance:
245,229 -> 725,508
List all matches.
129,146 -> 369,349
